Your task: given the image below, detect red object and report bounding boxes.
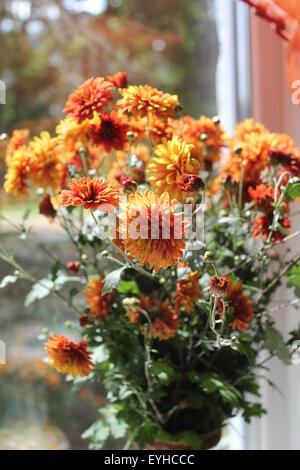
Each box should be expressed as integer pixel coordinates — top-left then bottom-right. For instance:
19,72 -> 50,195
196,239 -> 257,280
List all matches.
67,261 -> 80,273
177,173 -> 205,192
119,175 -> 137,193
39,194 -> 56,219
107,72 -> 129,89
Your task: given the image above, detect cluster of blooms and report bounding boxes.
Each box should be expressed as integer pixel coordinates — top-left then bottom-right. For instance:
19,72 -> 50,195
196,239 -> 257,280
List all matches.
4,74 -> 299,379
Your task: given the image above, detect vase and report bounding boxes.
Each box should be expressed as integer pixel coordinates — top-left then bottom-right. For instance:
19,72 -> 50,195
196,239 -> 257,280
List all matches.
143,429 -> 222,451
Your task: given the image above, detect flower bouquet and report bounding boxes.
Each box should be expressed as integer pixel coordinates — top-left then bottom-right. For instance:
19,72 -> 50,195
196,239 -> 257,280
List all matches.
2,72 -> 300,450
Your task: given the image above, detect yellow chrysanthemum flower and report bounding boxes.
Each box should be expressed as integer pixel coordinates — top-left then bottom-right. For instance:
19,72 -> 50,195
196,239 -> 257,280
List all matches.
29,131 -> 63,190
4,146 -> 32,197
117,84 -> 180,120
147,136 -> 200,202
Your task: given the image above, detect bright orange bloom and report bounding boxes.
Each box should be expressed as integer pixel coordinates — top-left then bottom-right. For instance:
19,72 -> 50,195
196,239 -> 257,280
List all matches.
45,335 -> 95,378
174,271 -> 202,314
126,295 -> 180,341
248,184 -> 275,214
89,111 -> 129,152
61,177 -> 119,211
219,279 -> 253,331
118,190 -> 186,272
179,115 -> 227,169
234,118 -> 268,140
252,214 -> 291,241
117,84 -> 180,120
147,136 -> 200,203
29,132 -> 63,190
6,129 -> 30,162
64,77 -> 114,123
4,147 -> 32,197
107,71 -> 129,89
84,276 -> 113,319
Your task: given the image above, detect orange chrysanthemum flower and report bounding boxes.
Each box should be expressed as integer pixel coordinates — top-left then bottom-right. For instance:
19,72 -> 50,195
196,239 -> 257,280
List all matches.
29,132 -> 63,190
219,279 -> 253,331
61,177 -> 119,211
117,84 -> 180,120
147,136 -> 200,203
89,111 -> 129,153
118,190 -> 186,272
84,276 -> 113,319
64,77 -> 114,124
4,146 -> 32,197
107,71 -> 129,89
179,115 -> 227,169
6,129 -> 30,162
174,271 -> 202,314
45,335 -> 95,378
252,214 -> 291,241
234,118 -> 269,140
248,184 -> 275,214
125,295 -> 180,341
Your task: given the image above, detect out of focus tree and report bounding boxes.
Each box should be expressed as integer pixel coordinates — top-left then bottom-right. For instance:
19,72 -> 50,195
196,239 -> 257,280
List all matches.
0,0 -> 218,135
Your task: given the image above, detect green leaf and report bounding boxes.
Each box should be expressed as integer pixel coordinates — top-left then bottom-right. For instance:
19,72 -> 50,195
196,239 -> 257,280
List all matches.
264,327 -> 291,365
149,362 -> 176,385
118,280 -> 140,295
102,267 -> 126,294
22,208 -> 31,221
25,279 -> 54,307
287,263 -> 300,288
285,178 -> 300,200
199,373 -> 242,407
242,403 -> 266,423
0,275 -> 18,289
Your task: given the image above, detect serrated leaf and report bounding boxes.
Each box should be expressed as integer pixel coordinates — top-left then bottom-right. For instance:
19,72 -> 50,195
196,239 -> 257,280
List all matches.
118,280 -> 139,295
285,179 -> 300,200
0,275 -> 18,289
149,362 -> 176,385
102,266 -> 126,294
264,327 -> 291,365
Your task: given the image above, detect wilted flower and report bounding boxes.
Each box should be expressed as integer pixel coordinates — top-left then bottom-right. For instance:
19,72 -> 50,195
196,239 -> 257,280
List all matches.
210,276 -> 229,297
219,279 -> 253,331
45,335 -> 95,378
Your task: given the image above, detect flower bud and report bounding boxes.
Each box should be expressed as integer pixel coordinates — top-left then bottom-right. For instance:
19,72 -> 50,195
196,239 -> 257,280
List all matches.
212,116 -> 220,125
203,251 -> 215,264
0,133 -> 8,142
120,175 -> 137,194
101,250 -> 110,258
234,145 -> 243,155
67,261 -> 80,273
178,174 -> 205,193
200,133 -> 208,142
209,275 -> 229,297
